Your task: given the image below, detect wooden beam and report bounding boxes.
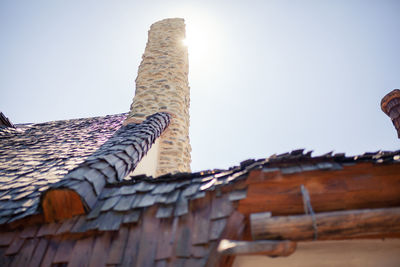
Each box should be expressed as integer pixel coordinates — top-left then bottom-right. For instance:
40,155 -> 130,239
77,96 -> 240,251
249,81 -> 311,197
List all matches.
239,163 -> 400,215
217,239 -> 296,257
251,207 -> 400,241
42,189 -> 85,222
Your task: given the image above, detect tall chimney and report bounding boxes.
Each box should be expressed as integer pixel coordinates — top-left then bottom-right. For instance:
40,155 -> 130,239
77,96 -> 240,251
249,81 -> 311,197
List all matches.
381,89 -> 400,138
126,18 -> 191,176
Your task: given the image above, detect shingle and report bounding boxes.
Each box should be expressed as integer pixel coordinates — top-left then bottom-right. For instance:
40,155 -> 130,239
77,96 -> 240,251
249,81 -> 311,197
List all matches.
165,190 -> 180,204
97,212 -> 123,231
87,199 -> 105,219
190,191 -> 206,200
120,185 -> 137,195
133,181 -> 156,192
136,193 -> 157,208
151,183 -> 177,194
228,189 -> 247,201
101,196 -> 121,211
300,164 -> 318,172
122,210 -> 141,224
200,179 -> 216,191
280,166 -> 302,174
174,195 -> 188,216
156,205 -> 174,218
84,169 -> 106,195
114,195 -> 136,211
181,183 -> 200,198
317,162 -> 334,170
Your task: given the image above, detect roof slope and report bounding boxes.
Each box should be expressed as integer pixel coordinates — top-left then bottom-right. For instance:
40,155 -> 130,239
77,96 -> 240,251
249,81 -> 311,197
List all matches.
0,113 -> 127,224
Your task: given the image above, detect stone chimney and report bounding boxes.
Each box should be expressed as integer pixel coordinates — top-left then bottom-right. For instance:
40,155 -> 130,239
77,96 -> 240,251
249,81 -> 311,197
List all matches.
126,18 -> 191,176
381,89 -> 400,138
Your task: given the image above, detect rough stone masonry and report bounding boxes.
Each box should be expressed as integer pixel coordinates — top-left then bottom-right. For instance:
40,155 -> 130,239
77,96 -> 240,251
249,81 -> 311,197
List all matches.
127,18 -> 191,176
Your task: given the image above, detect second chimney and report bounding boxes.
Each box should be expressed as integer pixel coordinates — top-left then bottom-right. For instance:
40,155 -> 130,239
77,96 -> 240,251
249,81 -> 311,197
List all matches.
126,18 -> 191,176
381,89 -> 400,138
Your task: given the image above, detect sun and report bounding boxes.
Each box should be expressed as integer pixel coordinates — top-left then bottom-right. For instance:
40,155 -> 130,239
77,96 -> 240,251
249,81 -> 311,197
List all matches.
180,16 -> 224,75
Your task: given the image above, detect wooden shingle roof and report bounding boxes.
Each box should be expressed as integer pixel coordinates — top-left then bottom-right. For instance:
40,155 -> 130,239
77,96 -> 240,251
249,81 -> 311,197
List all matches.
1,112 -> 400,266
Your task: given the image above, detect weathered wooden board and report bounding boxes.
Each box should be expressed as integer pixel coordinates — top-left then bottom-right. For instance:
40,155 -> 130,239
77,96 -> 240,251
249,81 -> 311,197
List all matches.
10,237 -> 38,267
67,236 -> 94,267
88,232 -> 112,267
107,226 -> 129,265
251,207 -> 400,241
42,189 -> 85,222
218,239 -> 296,257
239,163 -> 400,215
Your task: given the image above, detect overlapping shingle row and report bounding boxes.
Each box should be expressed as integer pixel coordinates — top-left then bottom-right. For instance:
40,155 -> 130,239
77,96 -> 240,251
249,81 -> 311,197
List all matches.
0,188 -> 239,267
37,148 -> 400,232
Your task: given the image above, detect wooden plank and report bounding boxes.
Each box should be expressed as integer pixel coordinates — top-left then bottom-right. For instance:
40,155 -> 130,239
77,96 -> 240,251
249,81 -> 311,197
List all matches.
121,224 -> 142,266
70,216 -> 87,233
191,245 -> 209,259
5,236 -> 25,255
107,227 -> 129,265
220,211 -> 245,240
155,219 -> 174,260
88,232 -> 112,267
56,216 -> 79,235
192,194 -> 212,245
209,218 -> 227,241
37,222 -> 61,237
239,163 -> 400,215
135,207 -> 160,267
155,259 -> 168,267
19,225 -> 39,238
210,195 -> 233,220
217,239 -> 296,257
40,237 -> 60,267
0,247 -> 13,267
251,207 -> 400,241
175,214 -> 192,258
67,236 -> 95,267
185,257 -> 207,267
52,237 -> 76,264
29,238 -> 49,267
170,258 -> 186,267
9,237 -> 38,267
0,231 -> 16,246
42,189 -> 85,222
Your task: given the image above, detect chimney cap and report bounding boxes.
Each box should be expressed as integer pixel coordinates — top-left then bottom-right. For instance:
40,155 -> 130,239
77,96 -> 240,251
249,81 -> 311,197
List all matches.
381,89 -> 400,115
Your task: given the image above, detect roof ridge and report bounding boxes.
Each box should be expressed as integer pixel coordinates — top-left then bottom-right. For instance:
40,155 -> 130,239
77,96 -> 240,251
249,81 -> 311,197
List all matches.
41,112 -> 171,222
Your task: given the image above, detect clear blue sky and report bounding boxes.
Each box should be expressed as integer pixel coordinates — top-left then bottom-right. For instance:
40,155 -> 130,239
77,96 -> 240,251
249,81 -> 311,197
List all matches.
1,0 -> 399,171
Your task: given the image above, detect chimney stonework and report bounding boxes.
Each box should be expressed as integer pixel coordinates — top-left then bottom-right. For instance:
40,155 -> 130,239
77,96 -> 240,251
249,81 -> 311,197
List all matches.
381,89 -> 400,138
127,18 -> 191,176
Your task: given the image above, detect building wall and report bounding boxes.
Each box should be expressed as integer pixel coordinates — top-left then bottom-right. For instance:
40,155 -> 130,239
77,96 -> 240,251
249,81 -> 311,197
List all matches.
132,139 -> 160,177
233,239 -> 400,267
